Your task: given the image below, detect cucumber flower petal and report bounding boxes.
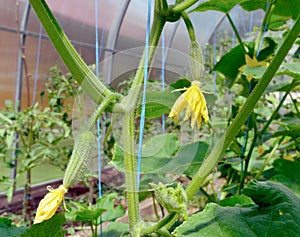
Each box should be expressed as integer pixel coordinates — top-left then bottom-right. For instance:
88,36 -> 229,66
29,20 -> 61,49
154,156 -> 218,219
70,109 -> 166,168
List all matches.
239,54 -> 269,82
34,185 -> 68,224
169,81 -> 209,129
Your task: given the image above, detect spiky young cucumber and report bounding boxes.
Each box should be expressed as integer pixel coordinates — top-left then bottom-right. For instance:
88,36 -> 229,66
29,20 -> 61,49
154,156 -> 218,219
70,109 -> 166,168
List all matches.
63,131 -> 95,188
189,40 -> 204,81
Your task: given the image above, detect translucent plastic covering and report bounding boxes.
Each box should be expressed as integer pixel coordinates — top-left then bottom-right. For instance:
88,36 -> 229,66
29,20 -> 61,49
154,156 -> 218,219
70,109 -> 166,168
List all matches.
0,0 -> 263,108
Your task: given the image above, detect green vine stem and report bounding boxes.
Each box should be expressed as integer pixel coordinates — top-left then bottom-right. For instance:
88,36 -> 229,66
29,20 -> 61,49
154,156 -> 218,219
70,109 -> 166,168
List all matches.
186,15 -> 300,199
255,138 -> 283,179
239,80 -> 296,191
123,111 -> 140,236
238,81 -> 296,190
254,1 -> 275,56
161,0 -> 169,10
226,13 -> 247,55
120,2 -> 166,235
140,213 -> 177,235
157,15 -> 300,231
260,81 -> 295,135
238,130 -> 258,193
87,93 -> 121,131
29,0 -> 112,105
123,15 -> 166,112
290,93 -> 300,115
172,0 -> 199,13
181,11 -> 196,41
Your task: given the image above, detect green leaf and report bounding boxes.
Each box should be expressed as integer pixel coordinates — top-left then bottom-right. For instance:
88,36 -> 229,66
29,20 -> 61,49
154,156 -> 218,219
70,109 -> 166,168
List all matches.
142,134 -> 179,158
0,218 -> 27,237
21,214 -> 66,237
66,193 -> 125,224
241,0 -> 300,20
273,159 -> 300,182
111,139 -> 208,177
272,174 -> 300,195
219,195 -> 254,207
111,134 -> 179,172
269,15 -> 290,30
272,160 -> 300,194
277,117 -> 300,138
170,78 -> 191,90
240,37 -> 276,80
174,181 -> 300,236
182,142 -> 209,177
213,45 -> 245,88
276,62 -> 300,78
137,90 -> 178,119
97,193 -> 125,222
73,207 -> 105,223
256,37 -> 277,61
191,0 -> 248,13
67,202 -> 102,222
111,144 -> 126,172
102,222 -> 129,237
266,77 -> 299,93
242,65 -> 267,79
155,141 -> 209,176
240,0 -> 267,11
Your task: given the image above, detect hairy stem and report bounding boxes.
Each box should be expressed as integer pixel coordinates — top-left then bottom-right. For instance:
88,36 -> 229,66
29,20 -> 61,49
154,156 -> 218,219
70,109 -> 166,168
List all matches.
123,15 -> 166,112
121,5 -> 166,236
123,112 -> 140,236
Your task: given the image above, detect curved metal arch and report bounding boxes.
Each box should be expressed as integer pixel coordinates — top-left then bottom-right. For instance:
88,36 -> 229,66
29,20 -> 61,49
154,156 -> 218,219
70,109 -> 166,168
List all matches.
102,0 -> 131,84
15,1 -> 31,109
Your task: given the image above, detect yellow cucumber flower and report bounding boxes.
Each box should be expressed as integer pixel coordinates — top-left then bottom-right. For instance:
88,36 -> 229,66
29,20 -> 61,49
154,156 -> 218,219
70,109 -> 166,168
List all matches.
33,131 -> 95,224
34,185 -> 68,224
169,81 -> 209,129
239,54 -> 269,82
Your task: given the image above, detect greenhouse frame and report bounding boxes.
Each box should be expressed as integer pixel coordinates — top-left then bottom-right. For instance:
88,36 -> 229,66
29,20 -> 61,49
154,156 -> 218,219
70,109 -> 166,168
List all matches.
0,0 -> 299,236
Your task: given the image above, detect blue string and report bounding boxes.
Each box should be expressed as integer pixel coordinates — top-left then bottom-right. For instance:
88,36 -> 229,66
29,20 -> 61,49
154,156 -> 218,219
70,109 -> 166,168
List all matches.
137,0 -> 152,189
94,0 -> 102,201
96,119 -> 102,196
94,0 -> 107,236
32,24 -> 42,104
249,12 -> 253,33
161,30 -> 165,134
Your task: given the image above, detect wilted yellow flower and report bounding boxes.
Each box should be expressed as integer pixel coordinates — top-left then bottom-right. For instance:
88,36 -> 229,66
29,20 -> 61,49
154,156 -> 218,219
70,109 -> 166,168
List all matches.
169,81 -> 209,129
239,54 -> 269,82
283,154 -> 294,161
34,185 -> 68,224
257,145 -> 265,155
